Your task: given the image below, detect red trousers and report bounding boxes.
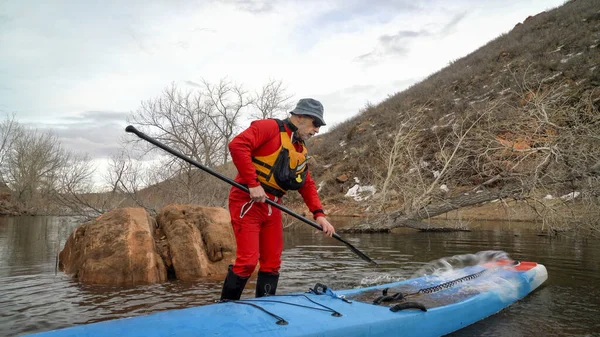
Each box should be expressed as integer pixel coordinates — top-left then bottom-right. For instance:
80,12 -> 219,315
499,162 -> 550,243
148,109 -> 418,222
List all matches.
228,188 -> 283,277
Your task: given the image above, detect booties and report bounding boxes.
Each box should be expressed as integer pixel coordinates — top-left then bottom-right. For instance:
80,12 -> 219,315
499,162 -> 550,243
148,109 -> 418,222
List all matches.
255,271 -> 280,297
220,265 -> 249,301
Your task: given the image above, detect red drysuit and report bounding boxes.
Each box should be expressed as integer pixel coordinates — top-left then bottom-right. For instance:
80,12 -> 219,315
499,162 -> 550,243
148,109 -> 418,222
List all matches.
228,119 -> 325,277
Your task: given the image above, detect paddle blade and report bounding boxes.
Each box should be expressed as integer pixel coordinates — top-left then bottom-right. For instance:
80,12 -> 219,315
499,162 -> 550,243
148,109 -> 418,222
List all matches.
333,233 -> 377,265
351,246 -> 378,265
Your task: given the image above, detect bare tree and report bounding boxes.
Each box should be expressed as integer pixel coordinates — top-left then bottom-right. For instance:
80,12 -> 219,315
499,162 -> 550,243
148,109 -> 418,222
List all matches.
0,114 -> 24,182
371,102 -> 496,226
128,83 -> 223,168
126,81 -> 240,207
128,79 -> 293,168
0,117 -> 102,215
507,82 -> 600,233
249,79 -> 294,120
121,78 -> 295,211
5,128 -> 69,210
104,150 -> 156,212
51,154 -> 100,217
376,107 -> 427,211
0,124 -> 98,214
202,78 -> 253,165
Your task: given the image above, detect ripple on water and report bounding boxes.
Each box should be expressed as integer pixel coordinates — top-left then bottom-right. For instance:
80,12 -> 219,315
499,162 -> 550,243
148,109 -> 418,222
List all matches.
2,222 -> 600,337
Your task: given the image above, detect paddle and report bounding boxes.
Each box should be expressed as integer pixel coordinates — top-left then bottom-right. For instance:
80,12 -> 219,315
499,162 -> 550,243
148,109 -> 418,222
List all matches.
125,125 -> 377,265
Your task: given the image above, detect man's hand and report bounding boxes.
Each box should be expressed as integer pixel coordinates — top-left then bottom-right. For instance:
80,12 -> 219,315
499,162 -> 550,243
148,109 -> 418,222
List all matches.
315,216 -> 335,237
248,185 -> 267,203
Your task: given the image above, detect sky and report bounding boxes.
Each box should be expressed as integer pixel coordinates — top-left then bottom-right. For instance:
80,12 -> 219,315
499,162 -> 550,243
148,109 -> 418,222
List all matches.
0,0 -> 565,187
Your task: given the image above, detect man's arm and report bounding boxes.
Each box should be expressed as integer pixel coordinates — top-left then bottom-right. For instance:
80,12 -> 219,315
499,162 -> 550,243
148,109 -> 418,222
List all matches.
229,120 -> 278,187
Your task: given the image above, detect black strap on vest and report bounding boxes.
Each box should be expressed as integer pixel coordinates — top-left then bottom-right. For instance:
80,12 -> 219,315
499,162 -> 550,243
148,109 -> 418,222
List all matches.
252,157 -> 273,170
261,183 -> 285,198
243,183 -> 285,198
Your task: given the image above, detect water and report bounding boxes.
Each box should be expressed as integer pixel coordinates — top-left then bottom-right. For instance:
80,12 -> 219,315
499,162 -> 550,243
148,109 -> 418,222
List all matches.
1,216 -> 599,336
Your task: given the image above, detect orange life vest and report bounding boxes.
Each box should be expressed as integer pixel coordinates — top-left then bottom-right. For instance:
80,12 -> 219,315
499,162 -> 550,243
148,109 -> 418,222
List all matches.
252,119 -> 308,195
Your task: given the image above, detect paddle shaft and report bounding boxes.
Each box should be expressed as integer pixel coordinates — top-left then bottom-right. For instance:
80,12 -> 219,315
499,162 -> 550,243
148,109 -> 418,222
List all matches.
125,125 -> 377,265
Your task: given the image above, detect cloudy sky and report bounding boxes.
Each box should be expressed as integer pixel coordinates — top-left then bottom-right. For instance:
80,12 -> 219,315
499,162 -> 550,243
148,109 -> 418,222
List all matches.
1,0 -> 564,186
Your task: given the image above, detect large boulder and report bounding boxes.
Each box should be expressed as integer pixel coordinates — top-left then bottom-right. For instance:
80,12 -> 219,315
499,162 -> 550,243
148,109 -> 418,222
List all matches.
156,204 -> 236,281
59,207 -> 167,285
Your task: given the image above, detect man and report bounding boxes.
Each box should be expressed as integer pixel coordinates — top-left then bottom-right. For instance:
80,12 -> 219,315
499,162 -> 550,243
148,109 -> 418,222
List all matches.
220,98 -> 335,300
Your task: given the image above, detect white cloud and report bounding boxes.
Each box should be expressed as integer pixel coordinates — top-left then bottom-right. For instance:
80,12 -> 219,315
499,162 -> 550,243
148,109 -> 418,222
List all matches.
0,0 -> 565,187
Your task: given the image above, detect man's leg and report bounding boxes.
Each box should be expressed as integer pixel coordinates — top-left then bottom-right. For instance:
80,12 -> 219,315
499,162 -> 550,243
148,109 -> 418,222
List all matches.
220,264 -> 249,301
220,192 -> 261,300
256,208 -> 283,297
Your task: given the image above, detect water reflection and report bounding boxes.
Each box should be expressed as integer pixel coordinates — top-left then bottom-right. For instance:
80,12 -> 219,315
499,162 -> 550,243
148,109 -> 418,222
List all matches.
0,217 -> 77,277
1,216 -> 599,336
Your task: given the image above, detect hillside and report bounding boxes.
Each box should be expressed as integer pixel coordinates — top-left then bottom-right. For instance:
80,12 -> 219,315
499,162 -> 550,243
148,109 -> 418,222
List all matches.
299,0 -> 600,231
55,0 -> 599,232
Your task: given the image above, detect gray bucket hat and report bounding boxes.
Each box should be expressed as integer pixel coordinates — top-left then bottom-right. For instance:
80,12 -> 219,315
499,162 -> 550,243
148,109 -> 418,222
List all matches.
290,98 -> 326,126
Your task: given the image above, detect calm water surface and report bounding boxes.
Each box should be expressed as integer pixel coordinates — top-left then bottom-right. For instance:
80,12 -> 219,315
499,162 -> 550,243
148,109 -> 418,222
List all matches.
1,216 -> 599,336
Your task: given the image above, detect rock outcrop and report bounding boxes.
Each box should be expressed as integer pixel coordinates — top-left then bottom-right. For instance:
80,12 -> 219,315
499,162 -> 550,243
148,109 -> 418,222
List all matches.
59,205 -> 236,286
59,207 -> 167,285
156,204 -> 236,281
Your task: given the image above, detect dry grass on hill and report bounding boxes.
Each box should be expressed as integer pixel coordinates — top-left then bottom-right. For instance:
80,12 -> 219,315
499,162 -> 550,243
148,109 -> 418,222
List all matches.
304,0 -> 600,230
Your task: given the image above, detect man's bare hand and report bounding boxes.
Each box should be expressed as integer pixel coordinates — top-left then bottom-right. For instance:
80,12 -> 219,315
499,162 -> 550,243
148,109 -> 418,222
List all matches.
315,216 -> 335,237
248,185 -> 267,203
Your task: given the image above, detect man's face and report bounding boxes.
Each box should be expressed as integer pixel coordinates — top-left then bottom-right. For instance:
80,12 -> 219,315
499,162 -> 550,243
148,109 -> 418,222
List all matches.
296,115 -> 322,141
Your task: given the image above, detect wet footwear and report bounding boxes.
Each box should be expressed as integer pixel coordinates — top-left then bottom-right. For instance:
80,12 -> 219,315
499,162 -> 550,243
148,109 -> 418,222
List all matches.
220,265 -> 249,301
255,271 -> 279,297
